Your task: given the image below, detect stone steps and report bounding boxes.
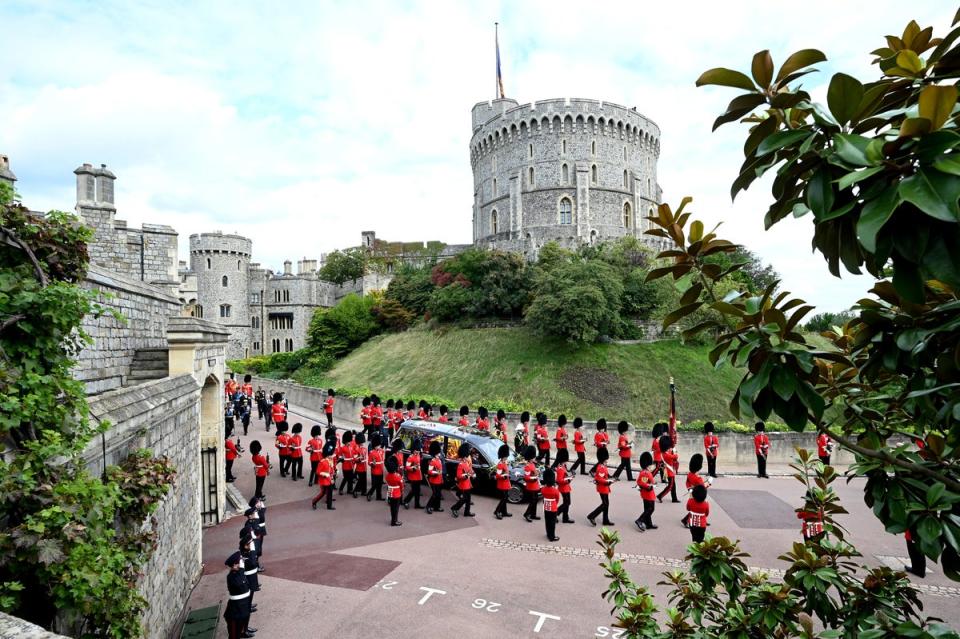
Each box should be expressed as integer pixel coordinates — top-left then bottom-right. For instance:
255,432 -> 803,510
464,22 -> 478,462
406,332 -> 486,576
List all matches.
126,348 -> 169,385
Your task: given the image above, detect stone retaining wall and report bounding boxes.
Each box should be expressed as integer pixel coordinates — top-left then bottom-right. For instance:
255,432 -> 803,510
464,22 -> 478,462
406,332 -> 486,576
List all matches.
250,376 -> 863,468
0,613 -> 71,639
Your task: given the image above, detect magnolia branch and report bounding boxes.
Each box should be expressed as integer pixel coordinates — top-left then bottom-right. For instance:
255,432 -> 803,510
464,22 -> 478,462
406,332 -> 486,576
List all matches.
0,225 -> 49,287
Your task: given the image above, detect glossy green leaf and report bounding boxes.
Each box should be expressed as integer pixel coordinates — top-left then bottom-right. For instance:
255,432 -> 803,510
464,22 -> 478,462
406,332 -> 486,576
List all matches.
751,50 -> 774,87
857,184 -> 901,252
775,49 -> 827,84
833,134 -> 872,166
837,165 -> 884,190
696,68 -> 757,91
900,117 -> 932,137
895,50 -> 924,74
933,155 -> 960,177
899,168 -> 960,222
827,73 -> 864,125
771,366 -> 796,401
756,130 -> 811,156
806,168 -> 835,220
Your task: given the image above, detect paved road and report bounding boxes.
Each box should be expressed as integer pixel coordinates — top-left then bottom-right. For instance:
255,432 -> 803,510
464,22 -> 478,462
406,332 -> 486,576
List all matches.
191,410 -> 960,638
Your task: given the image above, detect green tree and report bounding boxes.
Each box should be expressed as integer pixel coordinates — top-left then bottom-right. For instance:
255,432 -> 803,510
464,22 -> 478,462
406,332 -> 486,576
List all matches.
704,246 -> 780,294
804,310 -> 857,333
384,264 -> 434,316
318,248 -> 366,284
526,259 -> 624,342
307,293 -> 379,357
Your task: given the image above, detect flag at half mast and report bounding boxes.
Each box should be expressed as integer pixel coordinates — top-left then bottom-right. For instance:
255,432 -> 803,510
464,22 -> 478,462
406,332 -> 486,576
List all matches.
496,22 -> 506,99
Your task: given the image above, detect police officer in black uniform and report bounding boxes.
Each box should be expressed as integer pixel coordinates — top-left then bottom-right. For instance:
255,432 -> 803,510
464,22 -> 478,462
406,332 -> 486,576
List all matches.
224,551 -> 254,639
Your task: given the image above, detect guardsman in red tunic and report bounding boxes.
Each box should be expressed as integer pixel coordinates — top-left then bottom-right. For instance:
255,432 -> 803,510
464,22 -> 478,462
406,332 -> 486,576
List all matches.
612,420 -> 634,481
587,447 -> 614,526
703,422 -> 719,478
476,406 -> 490,431
541,468 -> 561,542
450,443 -> 475,518
552,415 -> 568,470
385,456 -> 405,526
249,440 -> 269,499
425,440 -> 445,514
635,452 -> 657,531
522,445 -> 541,522
270,392 -> 287,427
437,405 -> 450,424
371,395 -> 384,434
570,417 -> 587,475
352,432 -> 367,498
323,389 -> 336,427
360,397 -> 372,435
337,431 -> 356,495
306,425 -> 323,486
657,435 -> 680,503
651,423 -> 665,481
905,529 -> 926,578
405,400 -> 417,421
755,422 -> 770,478
493,444 -> 512,519
590,418 -> 609,476
495,409 -> 509,443
817,431 -> 832,466
288,422 -> 304,481
687,484 -> 710,542
241,374 -> 254,399
555,448 -> 574,523
311,443 -> 337,510
681,454 -> 708,527
458,405 -> 471,428
274,423 -> 290,478
366,434 -> 386,501
225,432 -> 238,483
515,411 -> 530,453
225,375 -> 238,399
418,400 -> 429,421
534,413 -> 551,465
402,439 -> 425,509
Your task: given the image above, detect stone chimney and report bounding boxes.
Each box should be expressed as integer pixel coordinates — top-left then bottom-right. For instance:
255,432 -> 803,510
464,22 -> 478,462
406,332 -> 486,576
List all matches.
361,230 -> 376,250
283,260 -> 292,275
95,164 -> 116,207
0,154 -> 16,190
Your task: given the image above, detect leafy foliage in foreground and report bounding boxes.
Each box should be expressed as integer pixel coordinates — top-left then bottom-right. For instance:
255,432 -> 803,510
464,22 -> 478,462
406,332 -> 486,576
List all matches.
0,191 -> 175,637
599,452 -> 957,638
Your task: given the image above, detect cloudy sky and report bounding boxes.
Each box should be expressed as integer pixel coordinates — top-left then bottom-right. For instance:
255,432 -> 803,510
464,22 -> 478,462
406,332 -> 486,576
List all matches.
1,1 -> 953,311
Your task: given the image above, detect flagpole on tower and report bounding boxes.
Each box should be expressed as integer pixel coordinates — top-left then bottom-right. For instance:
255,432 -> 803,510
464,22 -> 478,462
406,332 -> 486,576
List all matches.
495,22 -> 499,99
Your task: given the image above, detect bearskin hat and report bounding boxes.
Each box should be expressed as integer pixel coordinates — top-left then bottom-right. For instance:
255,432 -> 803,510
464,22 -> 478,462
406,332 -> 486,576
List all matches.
573,417 -> 583,428
639,451 -> 653,469
272,392 -> 283,403
244,374 -> 251,383
311,425 -> 322,437
371,394 -> 379,404
478,406 -> 488,419
557,414 -> 567,427
497,408 -> 506,419
651,423 -> 663,439
362,396 -> 371,407
542,468 -> 557,486
439,404 -> 448,415
755,421 -> 765,432
342,430 -> 353,444
411,438 -> 422,452
596,418 -> 607,431
324,426 -> 337,441
328,388 -> 336,397
658,434 -> 673,452
429,440 -> 442,456
519,410 -> 529,423
692,484 -> 708,502
537,413 -> 548,426
385,456 -> 399,474
371,433 -> 382,448
406,400 -> 416,411
596,446 -> 610,463
523,445 -> 537,461
386,399 -> 395,408
322,442 -> 336,457
355,431 -> 366,446
498,444 -> 510,460
249,440 -> 262,455
704,421 -> 715,433
689,453 -> 704,473
292,422 -> 302,434
391,438 -> 403,453
617,420 -> 629,434
460,405 -> 469,416
458,442 -> 472,459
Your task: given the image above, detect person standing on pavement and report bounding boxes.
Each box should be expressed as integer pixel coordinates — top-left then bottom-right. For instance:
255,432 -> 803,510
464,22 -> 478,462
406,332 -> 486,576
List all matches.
437,405 -> 450,424
249,495 -> 267,560
657,435 -> 680,503
352,432 -> 368,498
687,484 -> 710,543
495,409 -> 509,443
522,445 -> 542,523
385,456 -> 404,526
458,405 -> 470,428
755,422 -> 770,478
270,392 -> 287,430
555,448 -> 574,524
570,417 -> 588,475
681,454 -> 707,527
311,442 -> 337,511
360,397 -> 372,436
288,423 -> 304,481
337,431 -> 356,495
366,434 -> 386,501
541,468 -> 561,542
425,440 -> 445,514
635,452 -> 657,532
905,529 -> 926,578
817,431 -> 832,467
225,425 -> 239,483
323,389 -> 336,427
306,425 -> 323,486
651,423 -> 665,482
552,415 -> 568,469
255,387 -> 267,426
274,422 -> 290,478
590,419 -> 609,476
450,442 -> 475,518
402,439 -> 424,509
612,420 -> 634,481
587,446 -> 614,527
239,533 -> 260,624
493,444 -> 512,520
535,413 -> 551,466
703,422 -> 719,478
223,551 -> 252,639
249,440 -> 269,500
514,411 -> 529,453
476,406 -> 490,431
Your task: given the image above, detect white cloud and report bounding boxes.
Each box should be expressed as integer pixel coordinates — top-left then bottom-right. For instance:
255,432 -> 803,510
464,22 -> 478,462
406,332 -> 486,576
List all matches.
0,0 -> 952,309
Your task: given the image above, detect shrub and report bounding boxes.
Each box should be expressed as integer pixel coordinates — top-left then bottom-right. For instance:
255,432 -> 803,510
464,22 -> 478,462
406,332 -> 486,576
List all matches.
427,282 -> 476,323
526,259 -> 624,342
307,293 -> 379,357
384,265 -> 434,316
372,297 -> 415,331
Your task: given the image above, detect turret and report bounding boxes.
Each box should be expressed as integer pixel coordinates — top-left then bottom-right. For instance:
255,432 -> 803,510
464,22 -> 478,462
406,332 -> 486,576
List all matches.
0,154 -> 16,190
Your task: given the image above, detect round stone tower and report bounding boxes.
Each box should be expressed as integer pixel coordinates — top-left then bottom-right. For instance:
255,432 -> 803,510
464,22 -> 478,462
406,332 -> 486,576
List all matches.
190,232 -> 252,360
470,97 -> 662,257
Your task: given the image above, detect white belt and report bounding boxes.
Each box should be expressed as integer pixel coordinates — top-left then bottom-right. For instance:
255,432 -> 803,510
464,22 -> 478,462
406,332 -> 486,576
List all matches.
229,591 -> 250,600
258,523 -> 265,528
244,568 -> 258,575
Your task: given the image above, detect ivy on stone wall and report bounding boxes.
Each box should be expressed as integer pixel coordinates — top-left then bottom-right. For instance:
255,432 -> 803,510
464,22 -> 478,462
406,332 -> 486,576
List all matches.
0,188 -> 175,638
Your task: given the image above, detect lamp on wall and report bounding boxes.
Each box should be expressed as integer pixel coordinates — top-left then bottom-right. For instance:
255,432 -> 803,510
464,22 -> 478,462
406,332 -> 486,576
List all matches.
208,358 -> 217,367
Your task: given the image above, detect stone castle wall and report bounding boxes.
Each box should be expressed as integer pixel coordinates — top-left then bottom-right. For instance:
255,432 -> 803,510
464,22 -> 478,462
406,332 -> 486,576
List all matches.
470,98 -> 663,257
190,232 -> 252,360
77,266 -> 180,394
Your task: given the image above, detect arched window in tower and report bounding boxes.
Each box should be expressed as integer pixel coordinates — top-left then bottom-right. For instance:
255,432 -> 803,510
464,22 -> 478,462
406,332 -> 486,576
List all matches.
623,170 -> 629,188
624,146 -> 628,161
591,164 -> 598,184
559,198 -> 573,225
274,290 -> 281,303
192,305 -> 204,319
492,178 -> 497,196
283,289 -> 290,303
528,144 -> 533,159
648,177 -> 651,193
562,139 -> 567,155
206,257 -> 211,269
251,316 -> 260,329
219,304 -> 231,318
271,338 -> 280,353
491,209 -> 498,234
222,275 -> 228,287
562,163 -> 569,184
591,140 -> 596,155
528,167 -> 535,187
237,259 -> 241,271
492,155 -> 497,172
623,202 -> 632,228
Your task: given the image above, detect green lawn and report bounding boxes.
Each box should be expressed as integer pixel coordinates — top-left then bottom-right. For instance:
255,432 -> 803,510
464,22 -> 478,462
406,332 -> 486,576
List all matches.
306,327 -> 746,425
